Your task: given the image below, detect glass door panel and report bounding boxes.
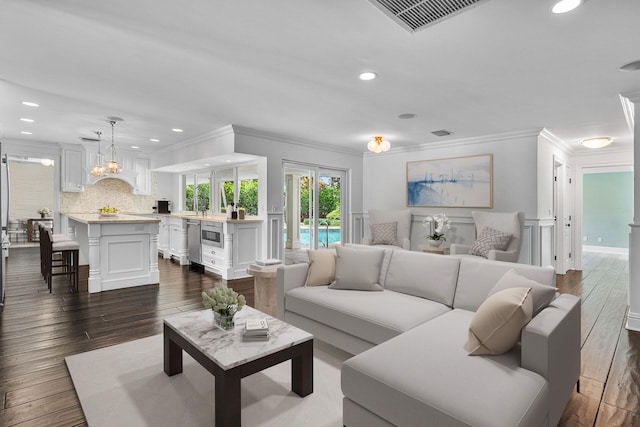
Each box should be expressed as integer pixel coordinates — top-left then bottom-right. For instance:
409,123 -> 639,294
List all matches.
317,168 -> 345,249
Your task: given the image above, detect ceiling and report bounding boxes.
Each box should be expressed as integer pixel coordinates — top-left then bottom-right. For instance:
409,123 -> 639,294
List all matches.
0,0 -> 638,156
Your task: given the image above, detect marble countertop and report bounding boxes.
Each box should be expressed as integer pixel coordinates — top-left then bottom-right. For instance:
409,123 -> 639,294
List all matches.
64,213 -> 161,224
155,213 -> 263,223
164,306 -> 313,370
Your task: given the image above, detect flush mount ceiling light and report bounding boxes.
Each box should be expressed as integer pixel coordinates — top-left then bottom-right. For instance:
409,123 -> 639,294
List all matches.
581,137 -> 612,149
367,136 -> 390,153
90,131 -> 105,177
359,72 -> 377,81
552,0 -> 581,14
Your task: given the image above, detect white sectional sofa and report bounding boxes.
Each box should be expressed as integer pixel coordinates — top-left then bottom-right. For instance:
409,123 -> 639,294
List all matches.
276,246 -> 581,427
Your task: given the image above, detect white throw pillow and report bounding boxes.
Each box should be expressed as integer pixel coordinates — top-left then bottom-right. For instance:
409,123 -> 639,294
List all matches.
488,269 -> 556,315
305,249 -> 336,287
328,246 -> 384,291
467,287 -> 533,356
370,222 -> 399,246
470,226 -> 513,258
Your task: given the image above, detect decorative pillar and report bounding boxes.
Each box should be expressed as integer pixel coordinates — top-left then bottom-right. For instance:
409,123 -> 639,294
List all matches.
88,225 -> 102,293
285,174 -> 301,249
624,89 -> 640,331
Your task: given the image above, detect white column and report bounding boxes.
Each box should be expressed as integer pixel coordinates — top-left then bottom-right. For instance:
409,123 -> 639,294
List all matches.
624,89 -> 640,331
88,224 -> 102,293
285,174 -> 301,249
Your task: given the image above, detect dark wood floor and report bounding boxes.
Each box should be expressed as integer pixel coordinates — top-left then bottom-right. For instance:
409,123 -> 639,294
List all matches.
0,248 -> 638,426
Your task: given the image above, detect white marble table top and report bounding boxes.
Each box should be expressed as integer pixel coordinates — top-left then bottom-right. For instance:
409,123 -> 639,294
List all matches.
164,306 -> 313,370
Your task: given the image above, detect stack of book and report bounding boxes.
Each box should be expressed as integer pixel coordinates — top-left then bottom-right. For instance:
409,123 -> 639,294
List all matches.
250,259 -> 282,271
242,317 -> 270,342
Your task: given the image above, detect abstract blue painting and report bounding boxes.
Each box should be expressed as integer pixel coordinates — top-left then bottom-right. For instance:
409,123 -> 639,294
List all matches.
406,154 -> 493,207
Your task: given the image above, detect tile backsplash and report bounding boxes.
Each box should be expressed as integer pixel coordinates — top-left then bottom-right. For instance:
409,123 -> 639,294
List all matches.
60,176 -> 157,214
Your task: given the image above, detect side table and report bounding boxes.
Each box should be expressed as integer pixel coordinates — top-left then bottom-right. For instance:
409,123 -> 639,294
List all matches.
247,265 -> 279,317
418,244 -> 449,255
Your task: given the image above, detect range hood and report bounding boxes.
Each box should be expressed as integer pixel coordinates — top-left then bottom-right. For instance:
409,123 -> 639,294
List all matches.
86,170 -> 141,194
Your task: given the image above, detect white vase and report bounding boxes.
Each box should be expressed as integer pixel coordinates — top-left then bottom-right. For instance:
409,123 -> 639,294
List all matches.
426,239 -> 443,247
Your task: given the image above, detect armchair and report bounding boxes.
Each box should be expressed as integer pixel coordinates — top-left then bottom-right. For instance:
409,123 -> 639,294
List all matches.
362,209 -> 412,250
450,211 -> 524,262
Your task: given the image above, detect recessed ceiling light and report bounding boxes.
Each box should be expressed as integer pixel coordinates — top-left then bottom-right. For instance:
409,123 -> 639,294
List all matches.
581,137 -> 612,149
20,131 -> 32,135
620,60 -> 640,72
204,163 -> 211,167
150,138 -> 160,142
131,146 -> 140,149
20,118 -> 34,123
359,72 -> 377,81
552,0 -> 581,14
171,128 -> 184,133
224,159 -> 232,163
398,113 -> 417,119
21,101 -> 39,107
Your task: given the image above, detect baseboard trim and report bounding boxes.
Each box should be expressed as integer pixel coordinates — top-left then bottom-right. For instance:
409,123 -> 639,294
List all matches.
583,245 -> 629,255
626,309 -> 640,332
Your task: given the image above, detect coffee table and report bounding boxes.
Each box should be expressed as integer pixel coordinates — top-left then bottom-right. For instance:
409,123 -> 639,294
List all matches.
163,306 -> 313,427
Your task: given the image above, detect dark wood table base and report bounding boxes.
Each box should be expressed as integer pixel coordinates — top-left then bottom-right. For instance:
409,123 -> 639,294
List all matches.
164,324 -> 313,427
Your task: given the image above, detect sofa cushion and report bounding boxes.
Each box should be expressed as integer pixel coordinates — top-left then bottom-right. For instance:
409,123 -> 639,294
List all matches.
467,287 -> 533,355
489,269 -> 556,315
344,244 -> 394,288
286,286 -> 450,345
469,226 -> 512,258
370,222 -> 399,246
305,249 -> 336,287
384,250 -> 460,306
342,309 -> 549,427
329,246 -> 384,291
453,256 -> 555,312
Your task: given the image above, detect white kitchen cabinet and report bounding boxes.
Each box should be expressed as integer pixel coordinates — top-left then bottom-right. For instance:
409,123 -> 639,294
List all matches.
157,216 -> 170,258
201,220 -> 262,279
61,145 -> 85,192
168,217 -> 189,265
133,157 -> 151,195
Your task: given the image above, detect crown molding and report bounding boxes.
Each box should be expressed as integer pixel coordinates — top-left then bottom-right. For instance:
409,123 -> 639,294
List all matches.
621,89 -> 640,103
538,128 -> 574,154
619,93 -> 636,133
231,124 -> 363,156
154,125 -> 236,155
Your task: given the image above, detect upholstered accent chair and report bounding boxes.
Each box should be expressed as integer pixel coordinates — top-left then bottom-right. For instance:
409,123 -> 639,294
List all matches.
362,209 -> 412,250
450,211 -> 525,263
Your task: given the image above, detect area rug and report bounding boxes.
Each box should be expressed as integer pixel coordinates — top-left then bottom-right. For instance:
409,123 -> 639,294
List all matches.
66,334 -> 351,426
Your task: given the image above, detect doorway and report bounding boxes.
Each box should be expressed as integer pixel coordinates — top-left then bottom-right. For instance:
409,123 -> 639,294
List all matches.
553,157 -> 574,274
283,162 -> 347,263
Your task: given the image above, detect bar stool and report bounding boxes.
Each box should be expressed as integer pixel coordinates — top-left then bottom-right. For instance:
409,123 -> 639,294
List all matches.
41,227 -> 80,292
39,225 -> 73,279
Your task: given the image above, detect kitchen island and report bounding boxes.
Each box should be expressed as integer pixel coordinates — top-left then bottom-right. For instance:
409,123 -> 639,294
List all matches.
64,214 -> 160,293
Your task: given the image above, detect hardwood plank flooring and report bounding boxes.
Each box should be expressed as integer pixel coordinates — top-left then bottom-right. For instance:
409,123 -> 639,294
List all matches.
0,248 -> 638,426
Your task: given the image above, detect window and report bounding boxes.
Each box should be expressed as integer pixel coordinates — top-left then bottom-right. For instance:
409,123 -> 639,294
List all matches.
216,168 -> 235,213
238,164 -> 259,215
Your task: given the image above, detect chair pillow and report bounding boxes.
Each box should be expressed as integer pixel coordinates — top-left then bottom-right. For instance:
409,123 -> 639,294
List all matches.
467,287 -> 533,356
488,269 -> 556,315
370,222 -> 399,246
470,226 -> 513,258
328,246 -> 384,291
305,249 -> 336,287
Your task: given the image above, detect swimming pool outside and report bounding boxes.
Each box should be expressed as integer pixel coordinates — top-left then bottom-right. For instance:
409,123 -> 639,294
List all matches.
284,227 -> 341,246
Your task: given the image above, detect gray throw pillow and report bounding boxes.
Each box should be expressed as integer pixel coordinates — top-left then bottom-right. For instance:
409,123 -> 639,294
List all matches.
370,222 -> 398,246
488,269 -> 556,315
328,246 -> 384,291
470,226 -> 512,258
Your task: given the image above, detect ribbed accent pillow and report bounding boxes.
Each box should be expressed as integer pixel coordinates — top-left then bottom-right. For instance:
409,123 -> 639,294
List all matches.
370,222 -> 398,246
470,226 -> 512,258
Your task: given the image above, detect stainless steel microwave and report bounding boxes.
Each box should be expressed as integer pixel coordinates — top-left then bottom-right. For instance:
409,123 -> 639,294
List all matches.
202,222 -> 223,248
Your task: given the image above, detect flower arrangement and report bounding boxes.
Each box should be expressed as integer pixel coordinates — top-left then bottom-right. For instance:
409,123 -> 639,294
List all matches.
202,287 -> 246,329
424,213 -> 451,241
37,207 -> 52,216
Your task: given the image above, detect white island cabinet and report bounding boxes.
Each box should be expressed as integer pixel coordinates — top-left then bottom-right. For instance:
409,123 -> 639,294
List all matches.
64,214 -> 160,293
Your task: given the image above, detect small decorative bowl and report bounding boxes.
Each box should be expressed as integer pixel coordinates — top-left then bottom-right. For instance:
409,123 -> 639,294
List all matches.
99,211 -> 119,217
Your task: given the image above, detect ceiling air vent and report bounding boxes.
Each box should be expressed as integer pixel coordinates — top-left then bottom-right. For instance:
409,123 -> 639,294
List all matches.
369,0 -> 490,33
431,129 -> 452,137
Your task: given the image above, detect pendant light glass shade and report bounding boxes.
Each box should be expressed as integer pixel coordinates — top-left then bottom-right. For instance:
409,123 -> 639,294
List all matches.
90,131 -> 105,177
105,120 -> 121,174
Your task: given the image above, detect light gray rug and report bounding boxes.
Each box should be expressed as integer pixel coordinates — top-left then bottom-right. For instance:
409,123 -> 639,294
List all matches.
66,334 -> 351,426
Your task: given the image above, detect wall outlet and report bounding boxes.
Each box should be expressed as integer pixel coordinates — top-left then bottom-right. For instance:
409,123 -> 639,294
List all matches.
597,237 -> 603,243
583,236 -> 588,242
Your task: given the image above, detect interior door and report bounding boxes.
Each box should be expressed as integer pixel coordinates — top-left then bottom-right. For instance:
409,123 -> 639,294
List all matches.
563,165 -> 574,270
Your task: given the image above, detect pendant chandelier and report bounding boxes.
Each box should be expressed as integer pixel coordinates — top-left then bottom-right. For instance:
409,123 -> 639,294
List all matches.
367,136 -> 390,153
90,131 -> 105,177
105,119 -> 121,174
